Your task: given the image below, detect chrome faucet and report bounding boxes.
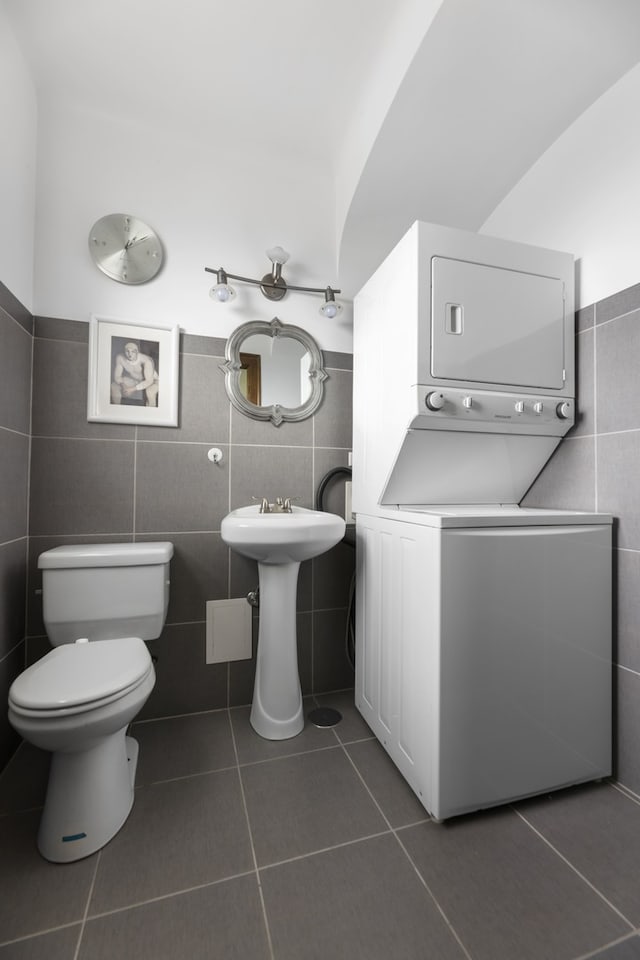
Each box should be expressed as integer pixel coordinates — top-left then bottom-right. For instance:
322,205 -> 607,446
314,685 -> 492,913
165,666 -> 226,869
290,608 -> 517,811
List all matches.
252,496 -> 299,513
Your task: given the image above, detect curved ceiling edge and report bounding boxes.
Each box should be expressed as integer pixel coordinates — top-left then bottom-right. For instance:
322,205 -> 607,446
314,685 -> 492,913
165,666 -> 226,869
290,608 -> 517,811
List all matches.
338,0 -> 640,300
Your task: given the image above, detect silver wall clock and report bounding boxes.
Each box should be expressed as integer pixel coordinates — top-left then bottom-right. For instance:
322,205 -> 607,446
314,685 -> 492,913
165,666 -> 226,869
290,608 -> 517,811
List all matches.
88,214 -> 163,284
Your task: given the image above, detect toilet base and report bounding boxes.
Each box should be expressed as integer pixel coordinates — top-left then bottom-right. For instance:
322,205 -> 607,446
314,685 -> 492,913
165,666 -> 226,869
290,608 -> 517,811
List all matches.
38,731 -> 139,863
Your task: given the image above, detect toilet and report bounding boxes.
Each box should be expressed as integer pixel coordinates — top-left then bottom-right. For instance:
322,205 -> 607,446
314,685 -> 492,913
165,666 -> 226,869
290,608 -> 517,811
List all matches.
8,541 -> 173,863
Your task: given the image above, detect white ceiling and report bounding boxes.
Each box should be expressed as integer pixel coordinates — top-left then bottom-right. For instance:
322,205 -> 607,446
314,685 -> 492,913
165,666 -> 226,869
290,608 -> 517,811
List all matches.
5,0 -> 640,297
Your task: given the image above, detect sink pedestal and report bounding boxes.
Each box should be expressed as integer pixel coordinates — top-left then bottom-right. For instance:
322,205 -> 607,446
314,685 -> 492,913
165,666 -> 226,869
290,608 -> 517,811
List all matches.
251,562 -> 304,739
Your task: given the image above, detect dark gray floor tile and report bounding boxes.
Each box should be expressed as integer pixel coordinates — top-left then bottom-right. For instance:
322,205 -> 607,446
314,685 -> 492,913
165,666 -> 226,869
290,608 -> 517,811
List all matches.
346,738 -> 428,827
590,936 -> 640,959
89,769 -> 253,914
260,833 -> 467,960
230,702 -> 336,765
241,746 -> 387,866
0,742 -> 49,815
0,811 -> 97,942
131,712 -> 235,785
312,690 -> 374,743
516,782 -> 640,924
79,875 -> 270,960
400,809 -> 629,960
0,926 -> 81,959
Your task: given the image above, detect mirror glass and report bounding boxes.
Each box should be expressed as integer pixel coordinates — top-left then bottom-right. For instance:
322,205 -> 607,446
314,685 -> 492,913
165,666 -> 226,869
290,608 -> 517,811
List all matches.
221,318 -> 327,425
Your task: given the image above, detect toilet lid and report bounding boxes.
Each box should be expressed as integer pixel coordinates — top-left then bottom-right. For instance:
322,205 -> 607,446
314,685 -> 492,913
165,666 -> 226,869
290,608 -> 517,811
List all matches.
9,637 -> 152,711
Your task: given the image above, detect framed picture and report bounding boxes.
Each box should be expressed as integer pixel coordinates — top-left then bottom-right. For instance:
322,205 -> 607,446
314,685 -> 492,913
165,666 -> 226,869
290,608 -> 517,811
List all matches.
87,315 -> 179,426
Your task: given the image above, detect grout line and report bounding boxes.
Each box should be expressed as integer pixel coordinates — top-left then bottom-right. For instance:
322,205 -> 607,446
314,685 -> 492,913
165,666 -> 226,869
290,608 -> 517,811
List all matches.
513,807 -> 636,930
0,921 -> 83,950
72,849 -> 102,960
611,781 -> 640,807
78,867 -> 258,925
571,930 -> 640,960
228,711 -> 276,960
337,738 -> 474,960
257,828 -> 393,873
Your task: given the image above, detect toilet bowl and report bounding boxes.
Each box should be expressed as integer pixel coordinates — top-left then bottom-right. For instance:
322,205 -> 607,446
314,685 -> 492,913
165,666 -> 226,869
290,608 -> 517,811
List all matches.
7,541 -> 172,863
9,637 -> 155,862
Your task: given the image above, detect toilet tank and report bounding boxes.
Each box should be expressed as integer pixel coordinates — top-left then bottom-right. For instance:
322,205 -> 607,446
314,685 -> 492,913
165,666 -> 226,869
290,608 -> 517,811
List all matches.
38,542 -> 174,646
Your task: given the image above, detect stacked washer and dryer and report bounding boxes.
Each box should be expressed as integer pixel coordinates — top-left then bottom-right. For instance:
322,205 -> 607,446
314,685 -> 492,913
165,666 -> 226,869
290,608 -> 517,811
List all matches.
352,221 -> 612,822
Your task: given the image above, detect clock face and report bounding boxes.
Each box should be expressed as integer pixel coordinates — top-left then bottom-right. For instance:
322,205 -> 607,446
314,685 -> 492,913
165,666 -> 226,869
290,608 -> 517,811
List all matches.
88,214 -> 163,284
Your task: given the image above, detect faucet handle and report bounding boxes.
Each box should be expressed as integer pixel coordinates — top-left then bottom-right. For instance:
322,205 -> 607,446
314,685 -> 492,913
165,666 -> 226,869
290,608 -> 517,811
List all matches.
283,496 -> 300,512
251,496 -> 271,513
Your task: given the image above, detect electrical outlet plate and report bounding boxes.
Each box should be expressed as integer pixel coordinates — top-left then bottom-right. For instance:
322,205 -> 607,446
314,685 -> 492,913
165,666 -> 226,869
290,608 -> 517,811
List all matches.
206,599 -> 252,663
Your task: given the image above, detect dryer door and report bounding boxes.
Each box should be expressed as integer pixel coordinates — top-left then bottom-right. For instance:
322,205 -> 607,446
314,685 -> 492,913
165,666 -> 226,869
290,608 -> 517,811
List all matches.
431,257 -> 566,390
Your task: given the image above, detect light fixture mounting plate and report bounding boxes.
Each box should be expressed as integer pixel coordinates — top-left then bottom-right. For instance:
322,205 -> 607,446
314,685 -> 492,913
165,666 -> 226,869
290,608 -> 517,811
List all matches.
260,273 -> 287,301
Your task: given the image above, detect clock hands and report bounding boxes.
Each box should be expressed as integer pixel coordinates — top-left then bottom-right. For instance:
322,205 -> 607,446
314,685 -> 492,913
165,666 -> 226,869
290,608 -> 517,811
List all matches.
124,234 -> 151,250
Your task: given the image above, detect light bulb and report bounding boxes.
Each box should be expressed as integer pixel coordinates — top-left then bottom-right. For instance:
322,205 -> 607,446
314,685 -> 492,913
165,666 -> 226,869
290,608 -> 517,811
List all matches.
319,288 -> 342,318
210,283 -> 236,303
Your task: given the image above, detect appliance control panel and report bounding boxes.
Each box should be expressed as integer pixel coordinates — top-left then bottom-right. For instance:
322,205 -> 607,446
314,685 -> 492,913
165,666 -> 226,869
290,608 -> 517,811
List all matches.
416,386 -> 574,429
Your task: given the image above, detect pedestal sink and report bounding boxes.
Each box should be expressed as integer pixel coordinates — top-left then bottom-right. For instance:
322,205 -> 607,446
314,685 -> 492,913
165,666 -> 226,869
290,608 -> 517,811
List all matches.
221,504 -> 346,740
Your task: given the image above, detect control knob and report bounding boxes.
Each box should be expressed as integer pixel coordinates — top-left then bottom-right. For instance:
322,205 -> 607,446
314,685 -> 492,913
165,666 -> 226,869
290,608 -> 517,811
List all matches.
533,401 -> 544,414
514,401 -> 524,414
425,391 -> 445,411
462,395 -> 473,409
556,401 -> 573,420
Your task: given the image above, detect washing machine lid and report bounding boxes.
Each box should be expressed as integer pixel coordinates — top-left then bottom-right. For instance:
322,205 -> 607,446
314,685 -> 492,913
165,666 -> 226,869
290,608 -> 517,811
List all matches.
9,637 -> 152,711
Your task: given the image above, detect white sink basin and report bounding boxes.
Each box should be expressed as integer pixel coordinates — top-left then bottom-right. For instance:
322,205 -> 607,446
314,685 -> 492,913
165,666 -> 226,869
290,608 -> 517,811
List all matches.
221,503 -> 346,741
221,504 -> 345,564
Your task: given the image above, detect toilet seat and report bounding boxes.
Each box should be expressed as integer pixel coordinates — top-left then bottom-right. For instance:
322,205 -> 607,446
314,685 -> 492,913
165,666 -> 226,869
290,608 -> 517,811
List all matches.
9,636 -> 153,718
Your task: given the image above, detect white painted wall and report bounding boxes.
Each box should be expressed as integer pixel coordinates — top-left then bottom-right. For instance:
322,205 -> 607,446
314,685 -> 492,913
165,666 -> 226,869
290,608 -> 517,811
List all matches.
482,63 -> 640,310
32,103 -> 353,352
0,3 -> 37,311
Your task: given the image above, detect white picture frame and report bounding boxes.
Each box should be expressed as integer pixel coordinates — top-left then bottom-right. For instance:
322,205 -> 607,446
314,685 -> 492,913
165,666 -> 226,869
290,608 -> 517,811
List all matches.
87,315 -> 180,426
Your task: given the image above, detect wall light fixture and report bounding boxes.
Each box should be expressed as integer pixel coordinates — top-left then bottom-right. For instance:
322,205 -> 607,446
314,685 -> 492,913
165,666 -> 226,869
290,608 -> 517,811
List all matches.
205,246 -> 342,317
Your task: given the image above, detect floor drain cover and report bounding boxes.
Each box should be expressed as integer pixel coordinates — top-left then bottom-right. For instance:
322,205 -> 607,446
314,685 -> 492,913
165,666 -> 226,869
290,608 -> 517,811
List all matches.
308,707 -> 342,728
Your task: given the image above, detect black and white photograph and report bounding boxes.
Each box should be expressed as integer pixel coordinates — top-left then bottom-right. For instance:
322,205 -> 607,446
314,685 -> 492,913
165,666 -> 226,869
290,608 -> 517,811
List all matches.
87,315 -> 179,425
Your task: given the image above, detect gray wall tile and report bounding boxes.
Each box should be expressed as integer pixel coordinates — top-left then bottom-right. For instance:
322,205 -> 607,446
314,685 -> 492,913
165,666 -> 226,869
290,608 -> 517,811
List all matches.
34,315 -> 88,342
30,438 -> 135,536
313,607 -> 354,693
596,282 -> 640,326
314,368 -> 353,449
576,304 -> 594,333
138,352 -> 230,443
135,441 -> 229,533
230,405 -> 313,446
573,328 -> 594,438
0,644 -> 23,767
0,429 -> 29,542
522,436 -> 595,511
0,281 -> 32,334
32,338 -> 133,440
598,432 -> 640,550
229,444 -> 313,509
0,311 -> 31,434
0,538 -> 27,660
616,666 -> 640,792
596,311 -> 640,434
616,549 -> 640,673
143,622 -> 227,718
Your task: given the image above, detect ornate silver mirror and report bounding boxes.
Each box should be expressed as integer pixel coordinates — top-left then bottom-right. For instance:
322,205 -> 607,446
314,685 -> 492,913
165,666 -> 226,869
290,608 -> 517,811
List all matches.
221,317 -> 328,425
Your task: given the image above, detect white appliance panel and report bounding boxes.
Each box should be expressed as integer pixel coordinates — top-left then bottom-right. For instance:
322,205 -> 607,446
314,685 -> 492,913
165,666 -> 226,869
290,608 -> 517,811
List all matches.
380,430 -> 559,505
355,513 -> 612,821
431,257 -> 565,389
